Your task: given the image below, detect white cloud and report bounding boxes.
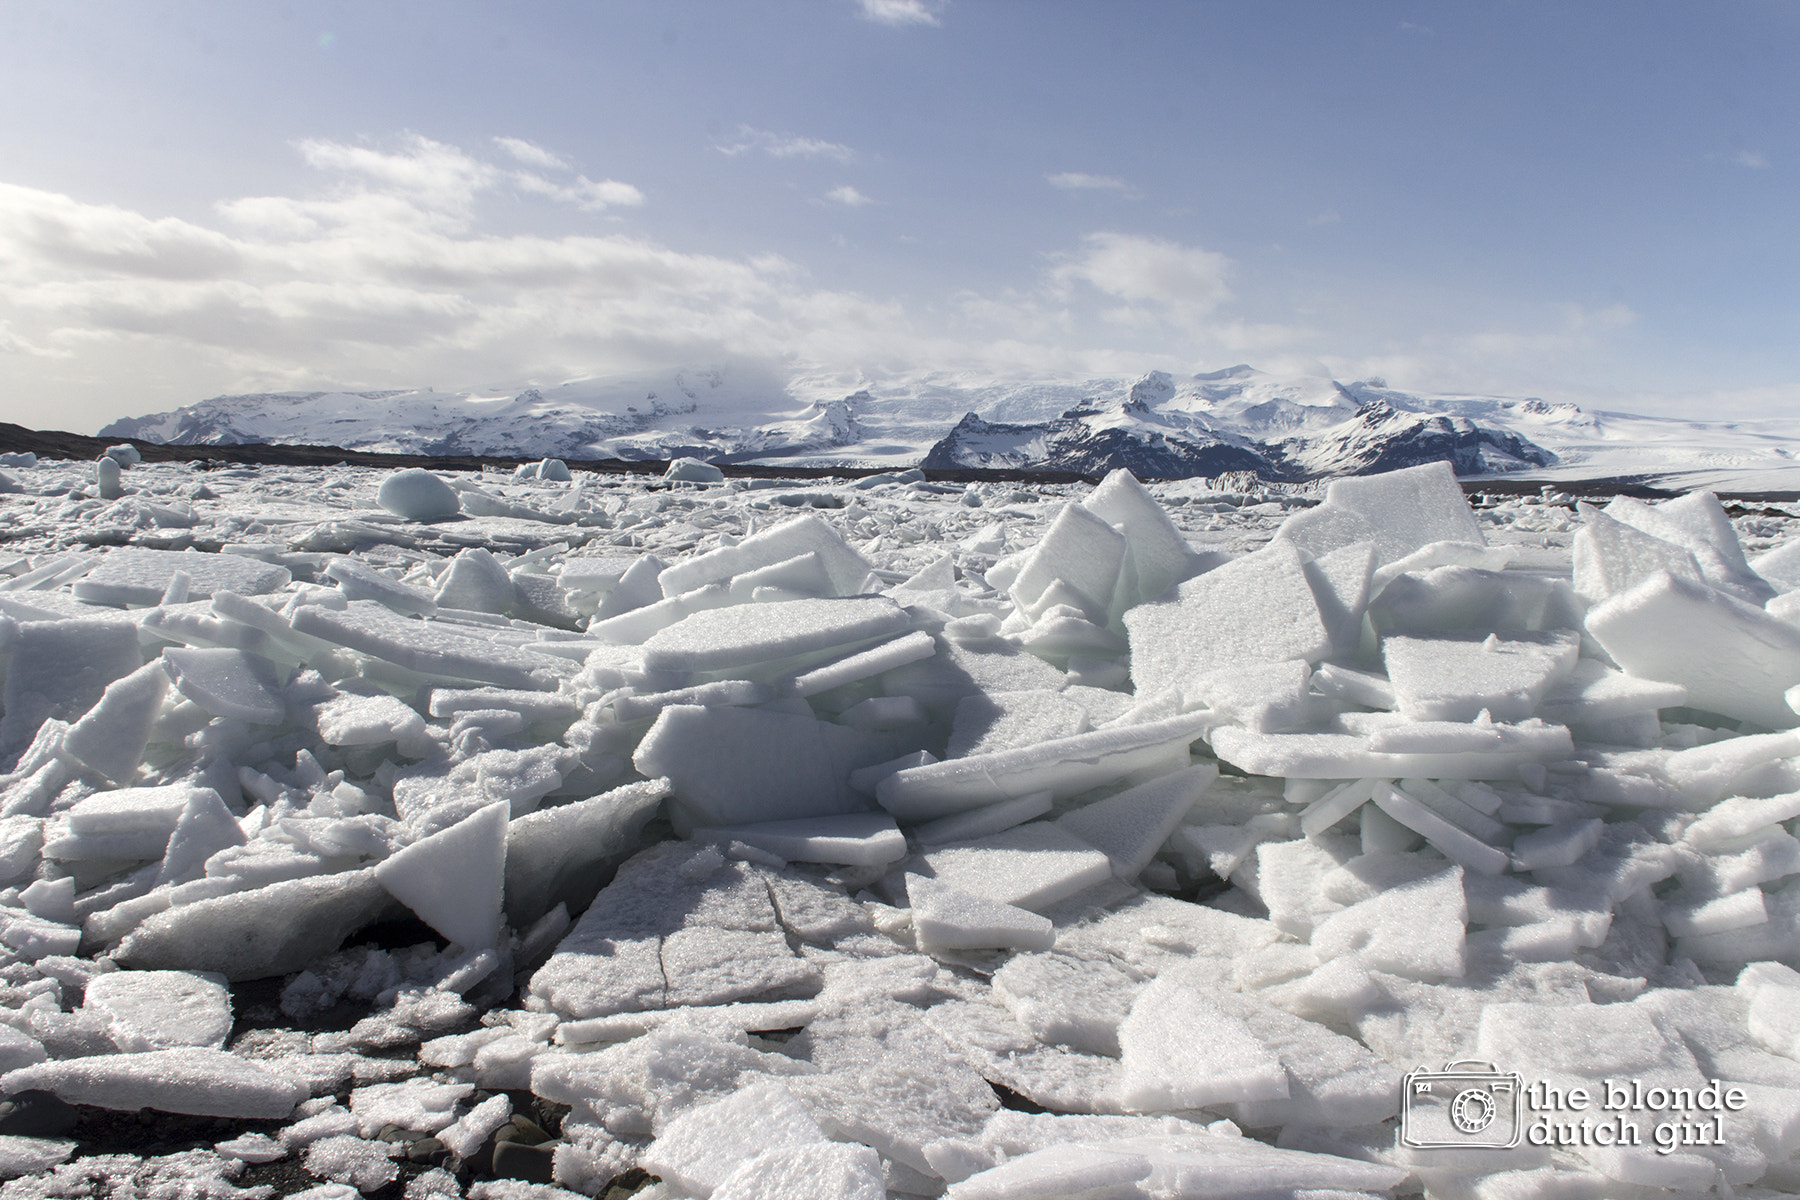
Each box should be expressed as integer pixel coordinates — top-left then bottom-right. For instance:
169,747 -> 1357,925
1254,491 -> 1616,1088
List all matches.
1052,231 -> 1232,324
825,185 -> 873,207
493,136 -> 569,171
1734,150 -> 1770,169
856,0 -> 943,27
1047,172 -> 1129,191
716,127 -> 855,162
511,171 -> 646,212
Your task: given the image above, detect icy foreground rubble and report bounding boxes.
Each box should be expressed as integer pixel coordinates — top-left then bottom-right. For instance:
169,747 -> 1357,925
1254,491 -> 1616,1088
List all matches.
2,456 -> 1800,1198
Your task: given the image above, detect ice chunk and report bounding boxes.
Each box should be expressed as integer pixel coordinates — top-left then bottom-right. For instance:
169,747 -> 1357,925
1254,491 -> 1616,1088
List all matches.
1321,460 -> 1486,562
665,457 -> 725,484
711,1141 -> 884,1200
58,659 -> 169,782
0,617 -> 142,755
948,689 -> 1090,758
779,630 -> 937,698
161,647 -> 285,724
1370,782 -> 1510,875
641,1079 -> 825,1196
307,683 -> 429,750
71,548 -> 290,607
1537,658 -> 1688,725
912,791 -> 1054,845
1210,722 -> 1571,781
1273,500 -> 1380,560
1082,469 -> 1203,611
375,802 -> 507,949
376,468 -> 461,521
906,874 -> 1055,952
1685,790 -> 1800,851
1510,817 -> 1603,871
1116,978 -> 1288,1111
325,557 -> 437,616
1055,764 -> 1215,880
1302,540 -> 1376,657
83,969 -> 232,1050
691,813 -> 907,867
877,713 -> 1210,821
640,597 -> 911,675
944,1143 -> 1152,1200
115,867 -> 390,980
1124,539 -> 1329,696
991,953 -> 1144,1057
1383,630 -> 1580,722
1,1048 -> 305,1118
913,823 -> 1114,912
1573,502 -> 1707,603
434,548 -> 517,614
658,514 -> 873,599
635,704 -> 892,829
1010,503 -> 1127,620
1586,570 -> 1800,728
291,601 -> 569,690
1310,862 -> 1466,978
1213,988 -> 1401,1129
158,788 -> 248,886
1185,659 -> 1313,734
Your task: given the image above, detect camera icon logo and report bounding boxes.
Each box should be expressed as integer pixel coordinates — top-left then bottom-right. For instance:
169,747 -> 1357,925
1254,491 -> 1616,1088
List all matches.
1400,1060 -> 1523,1149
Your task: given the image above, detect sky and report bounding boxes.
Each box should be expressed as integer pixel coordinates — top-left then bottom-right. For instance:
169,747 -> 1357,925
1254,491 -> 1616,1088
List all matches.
0,1 -> 1795,433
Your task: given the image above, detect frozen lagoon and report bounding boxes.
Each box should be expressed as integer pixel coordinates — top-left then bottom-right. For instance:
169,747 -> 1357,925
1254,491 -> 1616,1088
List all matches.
0,451 -> 1799,1197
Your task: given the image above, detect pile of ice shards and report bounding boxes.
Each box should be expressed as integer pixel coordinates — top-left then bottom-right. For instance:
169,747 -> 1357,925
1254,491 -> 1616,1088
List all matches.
3,455 -> 1800,1199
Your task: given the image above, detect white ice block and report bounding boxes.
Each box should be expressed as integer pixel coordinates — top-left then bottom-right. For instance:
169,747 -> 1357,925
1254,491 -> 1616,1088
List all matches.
635,704 -> 891,829
1,1048 -> 305,1118
1055,763 -> 1215,880
1210,723 -> 1572,782
1586,570 -> 1800,729
1685,791 -> 1800,851
291,600 -> 569,690
161,647 -> 285,724
325,557 -> 437,617
914,822 -> 1115,912
376,468 -> 461,521
1123,540 -> 1330,696
71,548 -> 290,607
876,713 -> 1210,821
712,1142 -> 885,1200
1573,502 -> 1708,603
641,1079 -> 826,1198
1383,631 -> 1580,723
1116,978 -> 1289,1112
433,548 -> 518,615
640,597 -> 911,675
778,630 -> 936,698
911,791 -> 1054,845
906,874 -> 1055,952
1537,657 -> 1689,725
690,813 -> 907,867
948,689 -> 1090,758
944,1143 -> 1151,1200
1082,468 -> 1203,610
374,802 -> 508,949
1184,660 -> 1313,734
59,659 -> 169,783
503,778 -> 668,926
1371,782 -> 1510,875
657,514 -> 874,599
1309,862 -> 1466,979
307,685 -> 428,749
82,969 -> 232,1050
1319,460 -> 1485,563
1010,502 -> 1127,620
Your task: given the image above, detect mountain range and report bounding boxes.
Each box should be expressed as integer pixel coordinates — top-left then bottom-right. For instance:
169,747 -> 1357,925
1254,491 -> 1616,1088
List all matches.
98,364 -> 1800,489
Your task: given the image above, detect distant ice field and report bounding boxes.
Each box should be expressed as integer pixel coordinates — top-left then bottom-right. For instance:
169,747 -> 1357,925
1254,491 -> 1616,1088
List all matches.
1,452 -> 1800,1198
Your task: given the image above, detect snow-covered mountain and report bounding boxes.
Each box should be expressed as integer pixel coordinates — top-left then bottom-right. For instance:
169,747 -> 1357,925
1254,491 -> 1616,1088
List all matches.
99,363 -> 1800,486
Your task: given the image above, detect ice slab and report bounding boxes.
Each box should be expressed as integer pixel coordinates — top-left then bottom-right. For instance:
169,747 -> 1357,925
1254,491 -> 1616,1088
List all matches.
691,813 -> 907,867
635,704 -> 893,829
664,457 -> 726,484
1116,978 -> 1289,1112
779,630 -> 936,698
291,600 -> 569,690
640,596 -> 910,676
991,953 -> 1144,1058
82,969 -> 232,1050
1210,722 -> 1572,781
71,548 -> 290,607
375,802 -> 507,949
641,1079 -> 826,1197
711,1142 -> 885,1200
1055,763 -> 1215,880
1538,657 -> 1688,724
59,659 -> 169,783
913,822 -> 1114,912
1123,539 -> 1330,696
1573,502 -> 1708,603
161,647 -> 285,724
912,791 -> 1054,845
1010,503 -> 1127,620
1383,630 -> 1580,723
1083,468 -> 1203,611
1586,570 -> 1800,729
948,689 -> 1090,758
0,617 -> 142,755
114,868 -> 390,981
325,557 -> 437,617
1320,460 -> 1486,563
876,713 -> 1210,821
657,514 -> 873,599
906,874 -> 1055,952
2,1048 -> 305,1118
376,469 -> 462,521
1310,862 -> 1467,978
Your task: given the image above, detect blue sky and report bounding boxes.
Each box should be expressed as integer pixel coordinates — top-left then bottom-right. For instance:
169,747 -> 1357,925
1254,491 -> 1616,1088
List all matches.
0,0 -> 1794,432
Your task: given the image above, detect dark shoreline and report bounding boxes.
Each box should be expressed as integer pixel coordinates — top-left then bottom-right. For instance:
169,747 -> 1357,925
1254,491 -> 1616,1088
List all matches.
5,420 -> 1794,503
